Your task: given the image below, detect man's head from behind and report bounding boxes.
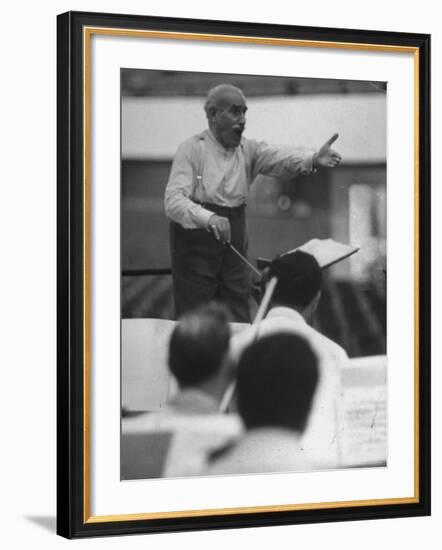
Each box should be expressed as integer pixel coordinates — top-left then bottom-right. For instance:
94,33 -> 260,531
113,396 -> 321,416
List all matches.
267,250 -> 322,318
204,84 -> 247,149
168,302 -> 231,389
237,332 -> 319,434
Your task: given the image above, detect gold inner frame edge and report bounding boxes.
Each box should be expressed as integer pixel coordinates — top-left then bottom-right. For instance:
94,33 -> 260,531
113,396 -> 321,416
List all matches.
82,26 -> 421,524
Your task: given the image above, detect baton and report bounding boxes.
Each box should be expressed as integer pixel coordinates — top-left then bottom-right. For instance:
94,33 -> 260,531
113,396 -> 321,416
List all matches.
209,223 -> 261,277
227,242 -> 261,277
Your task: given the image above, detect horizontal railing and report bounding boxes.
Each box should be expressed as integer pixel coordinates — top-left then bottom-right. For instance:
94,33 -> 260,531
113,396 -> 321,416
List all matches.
122,268 -> 172,277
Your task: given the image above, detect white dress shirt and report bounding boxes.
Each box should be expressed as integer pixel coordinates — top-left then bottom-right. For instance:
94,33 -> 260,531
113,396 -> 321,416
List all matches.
122,391 -> 243,479
205,427 -> 316,476
164,129 -> 315,229
230,306 -> 349,469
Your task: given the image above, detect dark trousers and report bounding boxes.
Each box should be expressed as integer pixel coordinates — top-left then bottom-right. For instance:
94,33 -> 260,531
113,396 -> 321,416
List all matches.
170,204 -> 251,323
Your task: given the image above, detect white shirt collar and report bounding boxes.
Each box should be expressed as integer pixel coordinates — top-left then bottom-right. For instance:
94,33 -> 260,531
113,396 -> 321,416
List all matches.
169,388 -> 219,415
266,306 -> 307,326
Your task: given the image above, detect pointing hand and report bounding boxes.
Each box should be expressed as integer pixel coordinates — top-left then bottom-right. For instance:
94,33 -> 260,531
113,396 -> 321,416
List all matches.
313,133 -> 342,168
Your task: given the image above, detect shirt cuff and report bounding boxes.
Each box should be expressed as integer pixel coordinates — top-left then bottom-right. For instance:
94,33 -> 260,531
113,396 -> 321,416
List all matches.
301,152 -> 315,174
193,206 -> 214,229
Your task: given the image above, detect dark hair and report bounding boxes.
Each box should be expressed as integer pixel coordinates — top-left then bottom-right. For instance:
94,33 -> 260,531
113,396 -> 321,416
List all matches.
237,332 -> 319,433
168,303 -> 231,387
268,250 -> 322,310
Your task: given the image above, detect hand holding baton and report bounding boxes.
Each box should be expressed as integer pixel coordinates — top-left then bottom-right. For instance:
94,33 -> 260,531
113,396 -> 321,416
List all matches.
208,214 -> 231,244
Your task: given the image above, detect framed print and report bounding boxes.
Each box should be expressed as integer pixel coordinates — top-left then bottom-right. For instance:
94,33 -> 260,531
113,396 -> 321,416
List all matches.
57,11 -> 431,538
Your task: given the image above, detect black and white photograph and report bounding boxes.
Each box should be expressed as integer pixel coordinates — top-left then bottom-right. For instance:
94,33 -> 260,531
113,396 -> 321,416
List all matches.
1,0 -> 437,545
120,69 -> 388,481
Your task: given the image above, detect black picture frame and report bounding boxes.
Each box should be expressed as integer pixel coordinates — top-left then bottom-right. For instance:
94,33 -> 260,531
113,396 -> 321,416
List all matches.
57,10 -> 431,539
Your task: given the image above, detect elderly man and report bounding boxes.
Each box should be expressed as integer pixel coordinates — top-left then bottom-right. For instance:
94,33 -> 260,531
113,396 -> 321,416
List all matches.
164,84 -> 341,322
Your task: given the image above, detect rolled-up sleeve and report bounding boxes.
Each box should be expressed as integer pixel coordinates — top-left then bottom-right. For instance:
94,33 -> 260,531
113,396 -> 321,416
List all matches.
164,140 -> 213,229
248,140 -> 316,180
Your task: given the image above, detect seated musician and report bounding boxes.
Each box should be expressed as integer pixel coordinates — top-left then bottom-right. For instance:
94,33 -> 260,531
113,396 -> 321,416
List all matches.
121,303 -> 242,480
229,250 -> 349,467
206,332 -> 320,475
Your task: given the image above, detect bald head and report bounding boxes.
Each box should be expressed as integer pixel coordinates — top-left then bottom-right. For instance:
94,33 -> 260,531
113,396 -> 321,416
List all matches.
204,84 -> 246,116
204,84 -> 248,149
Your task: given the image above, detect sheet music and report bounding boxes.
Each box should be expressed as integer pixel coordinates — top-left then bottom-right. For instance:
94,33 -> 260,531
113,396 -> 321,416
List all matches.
296,238 -> 359,269
339,357 -> 387,467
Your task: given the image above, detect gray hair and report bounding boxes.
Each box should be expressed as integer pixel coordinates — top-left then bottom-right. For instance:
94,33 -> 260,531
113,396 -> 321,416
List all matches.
204,84 -> 246,116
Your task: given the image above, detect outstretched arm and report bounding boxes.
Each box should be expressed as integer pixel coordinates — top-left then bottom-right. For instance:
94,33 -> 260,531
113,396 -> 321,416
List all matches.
249,133 -> 342,180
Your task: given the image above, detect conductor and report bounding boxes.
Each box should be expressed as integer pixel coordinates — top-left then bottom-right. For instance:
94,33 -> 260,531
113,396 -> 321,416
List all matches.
164,84 -> 341,322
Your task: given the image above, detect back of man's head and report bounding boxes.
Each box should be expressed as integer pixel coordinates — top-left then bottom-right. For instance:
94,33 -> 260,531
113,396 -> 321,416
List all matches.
268,250 -> 322,311
237,332 -> 319,433
168,303 -> 231,388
